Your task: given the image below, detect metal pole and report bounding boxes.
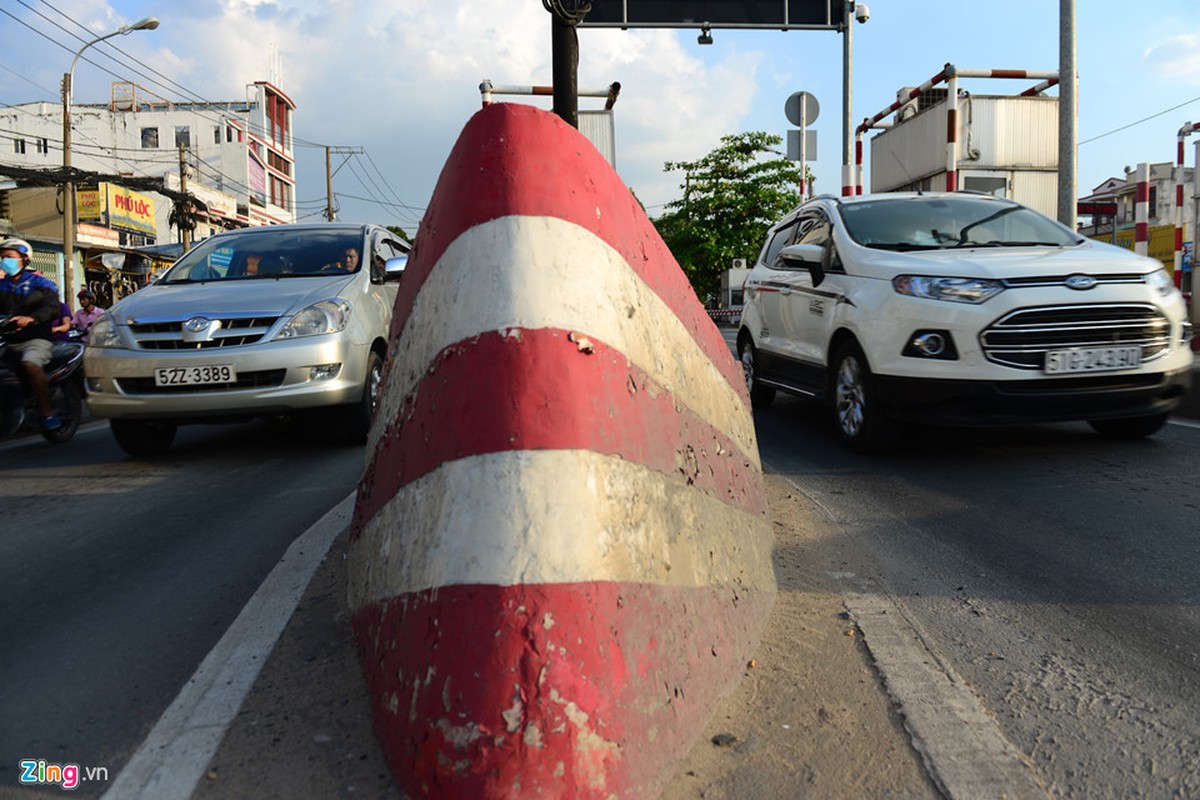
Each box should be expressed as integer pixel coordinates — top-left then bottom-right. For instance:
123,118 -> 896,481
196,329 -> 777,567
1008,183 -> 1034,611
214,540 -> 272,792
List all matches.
61,71 -> 75,298
841,1 -> 853,196
60,18 -> 159,298
1057,0 -> 1077,228
800,94 -> 808,200
551,15 -> 579,128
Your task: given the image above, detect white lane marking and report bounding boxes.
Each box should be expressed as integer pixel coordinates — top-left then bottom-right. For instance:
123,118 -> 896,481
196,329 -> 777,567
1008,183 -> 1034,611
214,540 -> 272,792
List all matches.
348,449 -> 775,607
100,493 -> 355,800
845,592 -> 1050,800
775,472 -> 1049,798
1169,417 -> 1200,430
371,215 -> 758,467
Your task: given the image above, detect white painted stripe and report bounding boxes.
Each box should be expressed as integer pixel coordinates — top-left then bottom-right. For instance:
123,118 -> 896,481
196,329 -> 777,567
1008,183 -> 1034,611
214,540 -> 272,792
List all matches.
101,494 -> 354,800
845,592 -> 1050,800
370,215 -> 759,467
347,449 -> 775,607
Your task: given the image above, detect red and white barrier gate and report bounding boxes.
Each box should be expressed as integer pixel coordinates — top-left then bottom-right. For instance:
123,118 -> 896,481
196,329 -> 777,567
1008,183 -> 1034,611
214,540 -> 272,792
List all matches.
348,103 -> 775,799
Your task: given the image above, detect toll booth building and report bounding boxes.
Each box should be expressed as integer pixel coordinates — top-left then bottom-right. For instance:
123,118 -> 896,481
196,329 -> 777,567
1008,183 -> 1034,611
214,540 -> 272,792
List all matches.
865,82 -> 1059,219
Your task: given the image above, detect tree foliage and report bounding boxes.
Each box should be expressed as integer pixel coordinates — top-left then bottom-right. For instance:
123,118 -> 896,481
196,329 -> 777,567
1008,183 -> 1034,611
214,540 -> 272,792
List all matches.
653,132 -> 805,304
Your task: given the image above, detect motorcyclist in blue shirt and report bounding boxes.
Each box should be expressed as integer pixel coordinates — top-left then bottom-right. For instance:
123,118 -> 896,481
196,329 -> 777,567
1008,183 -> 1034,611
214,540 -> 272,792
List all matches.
0,237 -> 63,430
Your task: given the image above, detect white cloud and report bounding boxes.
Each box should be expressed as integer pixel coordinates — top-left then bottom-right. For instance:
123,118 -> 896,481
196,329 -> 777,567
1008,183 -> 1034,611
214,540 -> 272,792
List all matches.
1144,34 -> 1200,83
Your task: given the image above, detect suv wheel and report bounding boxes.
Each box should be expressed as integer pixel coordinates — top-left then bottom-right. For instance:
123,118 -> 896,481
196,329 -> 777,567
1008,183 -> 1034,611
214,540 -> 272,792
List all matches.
739,339 -> 776,409
1088,413 -> 1168,439
830,342 -> 891,453
110,419 -> 177,456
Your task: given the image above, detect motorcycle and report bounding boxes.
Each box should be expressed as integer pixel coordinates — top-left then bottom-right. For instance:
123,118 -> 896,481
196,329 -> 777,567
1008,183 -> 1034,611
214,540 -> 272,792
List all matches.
0,315 -> 85,444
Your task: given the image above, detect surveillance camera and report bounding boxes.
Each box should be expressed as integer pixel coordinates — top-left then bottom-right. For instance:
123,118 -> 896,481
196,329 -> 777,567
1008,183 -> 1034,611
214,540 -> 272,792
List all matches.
697,25 -> 713,45
855,3 -> 870,23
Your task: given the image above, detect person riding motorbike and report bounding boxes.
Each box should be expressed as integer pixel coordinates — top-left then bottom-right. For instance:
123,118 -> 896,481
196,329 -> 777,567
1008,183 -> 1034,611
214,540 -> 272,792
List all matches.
0,237 -> 63,430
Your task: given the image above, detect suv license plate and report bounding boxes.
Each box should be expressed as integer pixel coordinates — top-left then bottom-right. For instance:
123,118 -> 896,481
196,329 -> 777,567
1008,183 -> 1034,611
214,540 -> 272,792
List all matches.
154,365 -> 238,386
1043,347 -> 1141,374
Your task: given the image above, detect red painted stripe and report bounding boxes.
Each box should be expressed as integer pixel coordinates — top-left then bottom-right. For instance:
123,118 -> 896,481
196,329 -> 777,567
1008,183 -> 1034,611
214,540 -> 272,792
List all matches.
946,170 -> 957,192
353,328 -> 767,534
1176,228 -> 1183,249
1136,182 -> 1149,203
946,108 -> 958,144
1177,184 -> 1185,206
387,104 -> 742,395
989,69 -> 1026,79
1179,140 -> 1186,164
1136,222 -> 1149,241
352,581 -> 774,799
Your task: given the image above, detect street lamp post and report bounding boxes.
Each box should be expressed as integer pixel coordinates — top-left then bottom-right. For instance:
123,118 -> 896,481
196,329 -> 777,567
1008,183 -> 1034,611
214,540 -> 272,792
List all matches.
61,16 -> 159,298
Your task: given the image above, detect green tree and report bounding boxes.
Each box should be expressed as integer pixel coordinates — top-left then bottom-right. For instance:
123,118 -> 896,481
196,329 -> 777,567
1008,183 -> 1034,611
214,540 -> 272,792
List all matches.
654,132 -> 806,304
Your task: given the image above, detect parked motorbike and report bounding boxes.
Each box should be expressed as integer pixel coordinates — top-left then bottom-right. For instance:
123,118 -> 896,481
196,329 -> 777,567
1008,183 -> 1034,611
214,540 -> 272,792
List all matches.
0,315 -> 85,444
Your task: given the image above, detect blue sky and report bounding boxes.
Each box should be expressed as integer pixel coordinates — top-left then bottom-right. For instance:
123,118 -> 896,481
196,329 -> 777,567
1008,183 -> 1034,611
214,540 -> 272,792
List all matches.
3,1 -> 1200,230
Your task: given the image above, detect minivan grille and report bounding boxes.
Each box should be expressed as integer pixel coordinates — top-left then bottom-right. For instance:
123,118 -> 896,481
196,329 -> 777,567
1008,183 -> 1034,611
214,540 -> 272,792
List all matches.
128,316 -> 279,349
980,304 -> 1172,369
115,369 -> 287,394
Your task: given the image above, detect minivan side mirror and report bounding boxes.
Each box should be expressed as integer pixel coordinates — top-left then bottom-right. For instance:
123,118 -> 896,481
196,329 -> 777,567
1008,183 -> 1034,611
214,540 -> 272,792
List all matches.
778,243 -> 826,287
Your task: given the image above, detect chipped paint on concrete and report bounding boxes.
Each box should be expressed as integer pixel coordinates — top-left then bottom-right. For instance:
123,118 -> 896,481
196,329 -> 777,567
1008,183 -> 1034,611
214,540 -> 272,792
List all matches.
368,215 -> 758,466
348,449 -> 775,608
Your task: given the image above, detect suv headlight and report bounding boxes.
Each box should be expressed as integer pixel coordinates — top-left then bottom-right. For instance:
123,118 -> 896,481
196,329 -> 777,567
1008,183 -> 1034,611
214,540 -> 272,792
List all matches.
86,313 -> 128,348
1145,268 -> 1179,298
893,275 -> 1005,304
274,299 -> 352,339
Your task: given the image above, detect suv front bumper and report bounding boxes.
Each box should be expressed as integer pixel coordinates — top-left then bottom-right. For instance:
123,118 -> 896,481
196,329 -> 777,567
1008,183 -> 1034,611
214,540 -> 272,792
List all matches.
874,367 -> 1192,426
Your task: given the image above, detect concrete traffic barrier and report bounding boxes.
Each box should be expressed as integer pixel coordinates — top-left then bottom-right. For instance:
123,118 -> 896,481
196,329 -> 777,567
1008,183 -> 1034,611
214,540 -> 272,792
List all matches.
347,103 -> 775,798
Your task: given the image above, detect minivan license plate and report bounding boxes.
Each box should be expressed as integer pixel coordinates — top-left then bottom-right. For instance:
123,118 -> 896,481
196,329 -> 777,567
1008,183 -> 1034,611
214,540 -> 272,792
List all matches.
1043,347 -> 1141,374
154,364 -> 237,386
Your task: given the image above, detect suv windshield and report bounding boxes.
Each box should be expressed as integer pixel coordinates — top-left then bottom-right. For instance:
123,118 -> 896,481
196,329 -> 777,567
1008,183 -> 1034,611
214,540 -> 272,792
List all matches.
160,228 -> 365,284
838,195 -> 1082,250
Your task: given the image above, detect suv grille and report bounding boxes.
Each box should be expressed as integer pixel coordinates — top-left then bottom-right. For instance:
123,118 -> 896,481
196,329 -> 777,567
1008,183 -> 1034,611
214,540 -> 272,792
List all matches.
980,304 -> 1172,370
128,316 -> 279,350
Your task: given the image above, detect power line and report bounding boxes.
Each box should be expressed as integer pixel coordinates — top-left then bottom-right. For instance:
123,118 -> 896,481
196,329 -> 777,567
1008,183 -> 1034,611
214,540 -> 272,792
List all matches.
1080,93 -> 1200,146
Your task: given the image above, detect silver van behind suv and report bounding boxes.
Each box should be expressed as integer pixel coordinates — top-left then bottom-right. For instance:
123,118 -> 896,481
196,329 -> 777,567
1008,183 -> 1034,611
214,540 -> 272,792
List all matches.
84,222 -> 408,455
738,192 -> 1193,451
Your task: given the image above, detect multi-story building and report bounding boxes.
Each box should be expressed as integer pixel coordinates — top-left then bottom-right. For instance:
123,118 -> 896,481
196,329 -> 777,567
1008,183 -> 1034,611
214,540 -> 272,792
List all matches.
0,80 -> 296,298
1077,163 -> 1195,295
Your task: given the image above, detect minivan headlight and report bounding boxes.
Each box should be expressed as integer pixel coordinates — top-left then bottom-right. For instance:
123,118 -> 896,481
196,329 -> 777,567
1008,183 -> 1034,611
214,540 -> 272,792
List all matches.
86,313 -> 127,348
274,300 -> 352,339
893,275 -> 1005,304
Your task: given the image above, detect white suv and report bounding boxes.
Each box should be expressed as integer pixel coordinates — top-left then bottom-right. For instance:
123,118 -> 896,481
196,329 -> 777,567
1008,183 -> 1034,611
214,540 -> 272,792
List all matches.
738,192 -> 1194,451
84,222 -> 409,455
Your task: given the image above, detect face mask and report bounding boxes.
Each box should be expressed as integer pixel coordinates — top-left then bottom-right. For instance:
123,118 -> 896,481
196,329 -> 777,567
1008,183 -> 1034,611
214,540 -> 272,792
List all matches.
1,258 -> 20,276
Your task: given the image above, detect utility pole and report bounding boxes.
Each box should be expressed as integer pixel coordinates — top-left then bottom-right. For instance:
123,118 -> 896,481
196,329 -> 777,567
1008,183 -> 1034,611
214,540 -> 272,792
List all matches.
324,145 -> 364,222
178,142 -> 191,250
326,146 -> 334,222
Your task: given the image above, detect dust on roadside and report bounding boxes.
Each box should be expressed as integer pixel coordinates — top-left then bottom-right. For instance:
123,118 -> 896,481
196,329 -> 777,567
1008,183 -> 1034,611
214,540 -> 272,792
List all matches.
661,474 -> 940,799
192,474 -> 938,800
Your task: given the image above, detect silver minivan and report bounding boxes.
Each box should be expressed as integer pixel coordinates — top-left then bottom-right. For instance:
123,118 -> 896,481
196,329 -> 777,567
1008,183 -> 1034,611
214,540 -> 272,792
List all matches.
84,222 -> 408,455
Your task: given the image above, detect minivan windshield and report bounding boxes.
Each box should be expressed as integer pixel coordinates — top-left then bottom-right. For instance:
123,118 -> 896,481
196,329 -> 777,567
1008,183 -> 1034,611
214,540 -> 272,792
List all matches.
838,195 -> 1083,251
160,228 -> 365,284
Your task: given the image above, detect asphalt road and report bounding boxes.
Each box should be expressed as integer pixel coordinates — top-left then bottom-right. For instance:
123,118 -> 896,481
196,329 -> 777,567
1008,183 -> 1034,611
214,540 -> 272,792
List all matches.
0,418 -> 366,798
753,389 -> 1200,798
